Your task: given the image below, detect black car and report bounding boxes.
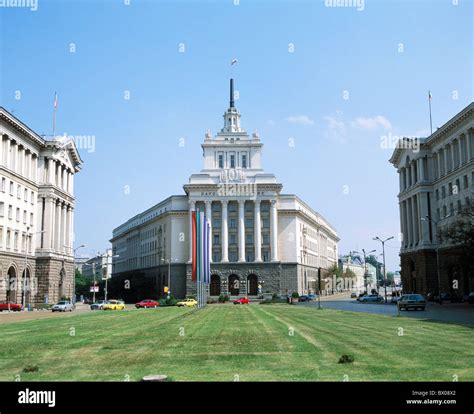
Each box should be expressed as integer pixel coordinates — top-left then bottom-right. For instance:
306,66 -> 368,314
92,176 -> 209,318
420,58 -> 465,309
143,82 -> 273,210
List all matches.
299,295 -> 310,302
465,292 -> 474,304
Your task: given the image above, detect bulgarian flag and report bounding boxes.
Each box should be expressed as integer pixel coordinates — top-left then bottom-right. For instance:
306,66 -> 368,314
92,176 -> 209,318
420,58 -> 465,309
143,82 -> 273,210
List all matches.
191,210 -> 211,283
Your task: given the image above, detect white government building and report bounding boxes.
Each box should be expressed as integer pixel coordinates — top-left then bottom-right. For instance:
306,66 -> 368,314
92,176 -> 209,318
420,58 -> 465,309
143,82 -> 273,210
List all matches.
0,107 -> 82,306
110,80 -> 339,300
390,102 -> 474,296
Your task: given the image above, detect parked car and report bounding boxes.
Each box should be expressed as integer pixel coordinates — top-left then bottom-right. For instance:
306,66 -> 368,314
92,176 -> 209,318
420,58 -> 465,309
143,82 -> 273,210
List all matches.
398,294 -> 426,311
463,292 -> 474,304
135,299 -> 159,309
0,301 -> 22,312
103,300 -> 125,310
358,294 -> 383,303
52,301 -> 73,312
177,298 -> 198,307
307,294 -> 317,301
299,295 -> 310,302
350,292 -> 358,299
90,300 -> 108,310
233,297 -> 249,305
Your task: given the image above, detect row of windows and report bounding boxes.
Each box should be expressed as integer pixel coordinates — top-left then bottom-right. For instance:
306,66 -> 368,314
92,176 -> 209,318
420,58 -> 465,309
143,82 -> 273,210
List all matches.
212,233 -> 271,246
0,202 -> 34,225
212,218 -> 270,229
1,177 -> 35,204
437,197 -> 471,221
211,201 -> 270,212
435,172 -> 473,200
0,227 -> 33,253
217,152 -> 248,169
212,250 -> 270,263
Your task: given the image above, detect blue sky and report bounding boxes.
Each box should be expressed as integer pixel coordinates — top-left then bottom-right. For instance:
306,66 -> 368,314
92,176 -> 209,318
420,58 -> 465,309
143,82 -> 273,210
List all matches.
1,0 -> 472,270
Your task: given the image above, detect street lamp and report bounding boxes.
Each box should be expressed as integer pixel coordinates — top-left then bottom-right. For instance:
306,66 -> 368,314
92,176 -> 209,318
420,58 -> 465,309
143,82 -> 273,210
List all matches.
421,214 -> 450,305
23,227 -> 45,310
354,249 -> 376,295
373,236 -> 394,303
65,244 -> 86,304
102,252 -> 119,302
160,257 -> 177,298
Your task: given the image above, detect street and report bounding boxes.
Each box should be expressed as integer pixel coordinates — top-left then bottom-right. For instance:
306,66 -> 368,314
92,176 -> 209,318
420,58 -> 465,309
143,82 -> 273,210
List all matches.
301,292 -> 474,326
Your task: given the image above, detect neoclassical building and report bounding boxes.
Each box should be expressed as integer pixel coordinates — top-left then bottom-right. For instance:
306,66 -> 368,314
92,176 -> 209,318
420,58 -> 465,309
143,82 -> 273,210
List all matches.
390,102 -> 474,295
110,80 -> 339,300
0,107 -> 82,306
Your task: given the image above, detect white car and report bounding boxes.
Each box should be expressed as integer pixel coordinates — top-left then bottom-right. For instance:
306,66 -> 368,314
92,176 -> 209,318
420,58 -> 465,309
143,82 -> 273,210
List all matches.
52,301 -> 74,312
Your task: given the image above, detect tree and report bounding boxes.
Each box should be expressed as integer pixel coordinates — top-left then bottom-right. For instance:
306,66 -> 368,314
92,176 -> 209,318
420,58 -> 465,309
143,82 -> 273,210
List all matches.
440,200 -> 474,293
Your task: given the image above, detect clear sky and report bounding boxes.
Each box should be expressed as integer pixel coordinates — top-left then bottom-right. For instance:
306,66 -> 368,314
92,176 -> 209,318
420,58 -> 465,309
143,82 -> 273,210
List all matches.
1,0 -> 472,270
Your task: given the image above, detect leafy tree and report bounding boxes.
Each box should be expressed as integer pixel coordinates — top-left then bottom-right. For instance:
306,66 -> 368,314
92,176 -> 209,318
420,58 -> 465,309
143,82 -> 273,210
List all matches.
365,255 -> 383,284
440,200 -> 474,293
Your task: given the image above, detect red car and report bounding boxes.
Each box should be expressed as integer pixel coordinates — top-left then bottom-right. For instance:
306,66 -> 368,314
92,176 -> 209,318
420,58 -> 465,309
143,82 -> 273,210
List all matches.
233,297 -> 249,305
135,299 -> 159,309
0,301 -> 23,312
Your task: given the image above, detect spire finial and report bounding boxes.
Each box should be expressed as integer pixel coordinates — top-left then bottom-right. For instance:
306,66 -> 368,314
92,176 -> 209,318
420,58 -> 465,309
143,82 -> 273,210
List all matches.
230,78 -> 234,108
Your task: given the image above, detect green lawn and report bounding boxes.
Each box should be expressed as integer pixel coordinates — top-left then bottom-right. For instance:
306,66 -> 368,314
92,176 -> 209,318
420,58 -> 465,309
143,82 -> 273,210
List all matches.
0,304 -> 472,381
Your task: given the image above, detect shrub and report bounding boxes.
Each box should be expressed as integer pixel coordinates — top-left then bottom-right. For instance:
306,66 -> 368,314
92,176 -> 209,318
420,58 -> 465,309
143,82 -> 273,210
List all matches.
291,292 -> 300,299
338,355 -> 354,364
218,294 -> 229,303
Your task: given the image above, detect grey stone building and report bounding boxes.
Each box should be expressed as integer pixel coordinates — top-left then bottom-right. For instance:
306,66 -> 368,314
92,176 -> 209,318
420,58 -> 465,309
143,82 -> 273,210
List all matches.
0,107 -> 82,306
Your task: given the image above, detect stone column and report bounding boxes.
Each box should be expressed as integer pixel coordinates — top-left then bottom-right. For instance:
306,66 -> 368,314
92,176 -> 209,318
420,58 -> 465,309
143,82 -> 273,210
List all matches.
5,138 -> 10,168
418,157 -> 425,182
48,158 -> 55,184
419,192 -> 430,245
254,200 -> 262,262
238,200 -> 245,262
406,198 -> 413,247
62,167 -> 67,191
0,136 -> 3,165
467,129 -> 473,160
270,199 -> 278,261
399,202 -> 405,246
188,200 -> 195,262
55,202 -> 61,251
48,198 -> 56,250
68,207 -> 74,255
61,204 -> 67,253
443,147 -> 448,176
205,201 -> 212,262
69,172 -> 74,194
459,135 -> 465,165
221,200 -> 229,263
412,195 -> 419,245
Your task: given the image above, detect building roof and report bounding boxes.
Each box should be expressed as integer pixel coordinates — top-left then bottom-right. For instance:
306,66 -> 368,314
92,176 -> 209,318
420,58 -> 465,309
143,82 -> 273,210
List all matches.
389,101 -> 474,166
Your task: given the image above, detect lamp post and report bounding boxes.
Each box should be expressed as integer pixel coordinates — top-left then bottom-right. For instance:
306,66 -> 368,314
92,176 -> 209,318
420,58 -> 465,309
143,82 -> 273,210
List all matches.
160,257 -> 177,298
65,244 -> 85,304
373,236 -> 394,303
354,249 -> 376,295
102,252 -> 119,302
23,227 -> 45,310
421,215 -> 450,305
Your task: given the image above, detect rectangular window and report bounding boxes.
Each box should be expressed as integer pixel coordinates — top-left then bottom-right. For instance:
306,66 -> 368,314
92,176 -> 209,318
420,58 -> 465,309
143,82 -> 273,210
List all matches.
9,181 -> 13,195
23,210 -> 27,224
218,154 -> 224,168
263,234 -> 270,244
229,252 -> 237,262
8,205 -> 12,220
441,186 -> 446,199
0,202 -> 3,217
242,154 -> 247,169
229,219 -> 236,228
16,208 -> 20,222
212,219 -> 220,228
435,189 -> 439,201
262,218 -> 270,228
24,188 -> 28,202
6,230 -> 10,249
230,154 -> 235,168
213,234 -> 220,245
448,182 -> 453,196
17,184 -> 21,199
245,218 -> 253,228
246,234 -> 253,244
463,175 -> 468,189
212,252 -> 220,262
245,251 -> 254,262
230,234 -> 236,245
1,177 -> 5,192
262,251 -> 269,262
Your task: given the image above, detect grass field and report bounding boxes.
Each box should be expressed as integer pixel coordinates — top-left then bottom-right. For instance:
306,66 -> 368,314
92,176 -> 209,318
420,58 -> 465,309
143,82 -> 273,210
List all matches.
0,304 -> 472,381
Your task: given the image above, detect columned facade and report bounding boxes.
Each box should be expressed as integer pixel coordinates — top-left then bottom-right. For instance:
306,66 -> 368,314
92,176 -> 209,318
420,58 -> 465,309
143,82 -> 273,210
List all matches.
390,102 -> 474,296
0,108 -> 82,306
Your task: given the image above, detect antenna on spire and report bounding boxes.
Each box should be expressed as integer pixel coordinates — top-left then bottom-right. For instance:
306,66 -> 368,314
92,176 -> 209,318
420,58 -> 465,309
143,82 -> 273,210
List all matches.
230,79 -> 234,108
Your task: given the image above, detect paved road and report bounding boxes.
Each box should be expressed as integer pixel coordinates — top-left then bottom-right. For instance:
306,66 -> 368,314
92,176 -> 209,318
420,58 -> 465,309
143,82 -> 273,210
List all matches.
301,292 -> 474,326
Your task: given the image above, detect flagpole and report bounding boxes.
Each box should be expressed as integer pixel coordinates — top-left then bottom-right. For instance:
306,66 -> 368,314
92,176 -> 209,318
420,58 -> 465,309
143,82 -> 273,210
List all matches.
428,91 -> 433,135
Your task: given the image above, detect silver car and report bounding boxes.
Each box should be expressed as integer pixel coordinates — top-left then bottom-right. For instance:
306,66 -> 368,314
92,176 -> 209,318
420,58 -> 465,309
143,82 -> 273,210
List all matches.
52,301 -> 74,312
398,294 -> 426,311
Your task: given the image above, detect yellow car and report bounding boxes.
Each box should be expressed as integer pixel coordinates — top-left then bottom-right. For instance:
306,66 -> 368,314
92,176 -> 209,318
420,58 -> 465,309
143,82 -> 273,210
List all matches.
176,298 -> 197,308
103,300 -> 125,310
